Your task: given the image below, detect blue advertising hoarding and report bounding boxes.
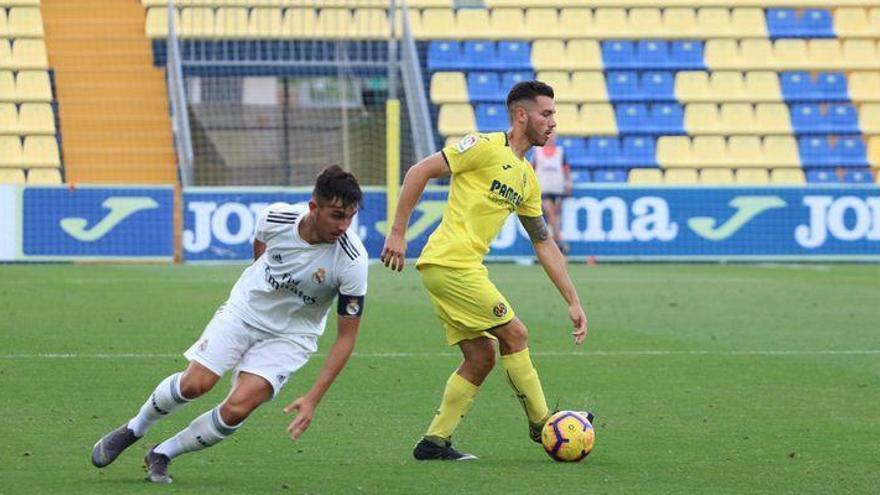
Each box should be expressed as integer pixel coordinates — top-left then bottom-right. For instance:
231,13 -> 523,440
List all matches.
21,186 -> 175,260
183,186 -> 880,262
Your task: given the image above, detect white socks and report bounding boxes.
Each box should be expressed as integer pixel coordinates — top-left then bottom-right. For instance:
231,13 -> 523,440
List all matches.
127,372 -> 191,437
154,406 -> 240,459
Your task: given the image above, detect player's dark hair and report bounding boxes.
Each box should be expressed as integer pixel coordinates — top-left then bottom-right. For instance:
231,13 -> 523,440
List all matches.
506,80 -> 554,111
314,165 -> 362,208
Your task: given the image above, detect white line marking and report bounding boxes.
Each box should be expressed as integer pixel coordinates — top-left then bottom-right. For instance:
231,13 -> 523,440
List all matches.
0,350 -> 878,359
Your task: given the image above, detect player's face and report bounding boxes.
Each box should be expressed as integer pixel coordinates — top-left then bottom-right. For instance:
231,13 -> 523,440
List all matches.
310,198 -> 358,243
525,95 -> 556,147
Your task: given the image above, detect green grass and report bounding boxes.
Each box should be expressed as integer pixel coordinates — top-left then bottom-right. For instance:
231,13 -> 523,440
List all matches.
1,263 -> 878,494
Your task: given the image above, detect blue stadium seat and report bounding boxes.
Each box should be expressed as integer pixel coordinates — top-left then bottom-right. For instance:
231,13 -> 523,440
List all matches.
558,136 -> 589,168
799,136 -> 834,166
462,41 -> 496,70
570,169 -> 591,183
622,136 -> 657,167
832,136 -> 869,167
768,8 -> 834,38
801,9 -> 834,38
427,41 -> 462,71
669,41 -> 704,70
602,41 -> 638,70
588,137 -> 624,167
816,72 -> 848,101
844,169 -> 874,183
616,104 -> 650,134
829,104 -> 860,133
497,41 -> 531,70
780,72 -> 820,101
468,72 -> 503,102
767,9 -> 799,38
606,71 -> 641,102
641,71 -> 675,101
637,40 -> 669,69
475,103 -> 507,131
591,168 -> 628,183
649,103 -> 686,134
791,104 -> 830,133
805,169 -> 839,183
501,71 -> 535,93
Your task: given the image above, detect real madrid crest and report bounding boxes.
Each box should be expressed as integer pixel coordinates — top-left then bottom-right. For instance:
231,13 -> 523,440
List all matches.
346,298 -> 360,316
312,268 -> 326,284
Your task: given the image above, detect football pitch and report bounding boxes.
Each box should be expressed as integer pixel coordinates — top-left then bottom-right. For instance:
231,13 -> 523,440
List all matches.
1,262 -> 878,494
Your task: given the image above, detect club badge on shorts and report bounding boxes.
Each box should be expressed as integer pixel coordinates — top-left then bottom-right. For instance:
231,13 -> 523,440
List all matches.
493,302 -> 508,318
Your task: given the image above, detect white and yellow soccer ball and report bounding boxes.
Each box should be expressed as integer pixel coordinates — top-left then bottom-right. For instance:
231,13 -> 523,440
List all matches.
541,410 -> 595,462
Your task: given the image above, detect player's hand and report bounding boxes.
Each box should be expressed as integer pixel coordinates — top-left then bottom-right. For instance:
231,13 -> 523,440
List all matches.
283,395 -> 317,442
569,304 -> 588,345
380,232 -> 406,272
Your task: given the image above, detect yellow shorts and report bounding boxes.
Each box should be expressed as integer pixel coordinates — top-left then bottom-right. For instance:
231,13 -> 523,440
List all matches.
418,264 -> 516,346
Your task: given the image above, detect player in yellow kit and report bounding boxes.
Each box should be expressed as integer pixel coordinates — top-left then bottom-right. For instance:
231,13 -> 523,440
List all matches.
380,81 -> 590,460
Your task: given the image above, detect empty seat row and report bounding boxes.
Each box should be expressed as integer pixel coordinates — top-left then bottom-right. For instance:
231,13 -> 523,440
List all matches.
706,39 -> 880,70
805,169 -> 877,184
0,69 -> 51,102
0,7 -> 42,38
529,39 -> 703,71
0,167 -> 61,185
0,39 -> 46,69
559,135 -> 657,168
683,103 -> 786,135
142,0 -> 451,6
766,8 -> 833,38
834,7 -> 880,38
428,40 -> 530,71
789,103 -> 877,134
629,167 -> 812,185
0,135 -> 59,167
657,135 -> 801,167
483,0 -> 880,7
799,136 -> 872,167
146,7 -> 391,38
0,102 -> 54,134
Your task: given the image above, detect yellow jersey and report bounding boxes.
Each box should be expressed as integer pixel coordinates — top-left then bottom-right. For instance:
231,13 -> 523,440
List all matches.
417,132 -> 543,269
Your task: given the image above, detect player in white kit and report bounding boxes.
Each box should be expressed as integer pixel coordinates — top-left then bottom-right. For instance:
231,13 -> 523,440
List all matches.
531,134 -> 572,253
90,166 -> 368,484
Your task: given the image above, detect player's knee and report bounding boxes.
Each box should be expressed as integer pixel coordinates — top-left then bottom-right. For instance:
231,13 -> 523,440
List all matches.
220,397 -> 262,426
498,321 -> 529,354
179,377 -> 213,399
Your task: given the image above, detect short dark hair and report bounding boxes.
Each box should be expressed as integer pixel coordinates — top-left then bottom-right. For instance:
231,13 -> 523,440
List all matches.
314,165 -> 362,208
505,80 -> 554,110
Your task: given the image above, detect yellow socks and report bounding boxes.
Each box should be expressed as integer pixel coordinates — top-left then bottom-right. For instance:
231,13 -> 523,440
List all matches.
501,348 -> 549,424
425,372 -> 479,441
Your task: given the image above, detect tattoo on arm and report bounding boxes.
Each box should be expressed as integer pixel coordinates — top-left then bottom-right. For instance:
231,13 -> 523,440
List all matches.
519,215 -> 550,243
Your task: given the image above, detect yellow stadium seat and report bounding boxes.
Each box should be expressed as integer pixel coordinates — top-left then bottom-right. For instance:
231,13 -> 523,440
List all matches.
719,103 -> 753,134
710,72 -> 746,101
0,40 -> 10,70
553,103 -> 582,135
417,9 -> 454,39
657,136 -> 692,168
700,168 -> 734,185
770,168 -> 805,185
7,7 -> 43,37
664,168 -> 699,185
456,8 -> 490,40
730,8 -> 767,37
744,71 -> 782,102
696,8 -> 731,37
437,104 -> 475,136
524,8 -> 558,38
848,72 -> 880,102
728,136 -> 763,167
570,71 -> 607,102
282,9 -> 318,39
490,8 -> 526,39
675,71 -> 710,102
684,103 -> 720,135
592,8 -> 628,38
0,71 -> 13,102
15,70 -> 51,102
0,168 -> 25,184
558,8 -> 591,38
0,135 -> 22,165
145,7 -> 174,38
735,168 -> 769,185
0,102 -> 15,133
628,8 -> 663,38
179,8 -> 214,38
214,7 -> 249,38
755,103 -> 791,134
248,8 -> 283,38
531,40 -> 565,71
869,136 -> 880,166
430,72 -> 467,104
662,8 -> 697,38
774,39 -> 808,70
808,39 -> 842,69
704,39 -> 739,70
692,136 -> 728,167
0,10 -> 7,38
316,8 -> 353,38
537,71 -> 572,102
11,39 -> 47,69
842,40 -> 879,69
835,8 -> 870,37
763,136 -> 800,167
566,40 -> 602,70
26,167 -> 61,185
18,102 -> 53,134
22,135 -> 59,167
352,8 -> 389,38
628,168 -> 663,184
403,8 -> 422,38
579,103 -> 616,135
739,40 -> 775,70
860,103 -> 880,134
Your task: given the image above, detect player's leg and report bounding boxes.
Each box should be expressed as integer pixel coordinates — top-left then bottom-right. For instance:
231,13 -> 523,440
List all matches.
488,317 -> 551,443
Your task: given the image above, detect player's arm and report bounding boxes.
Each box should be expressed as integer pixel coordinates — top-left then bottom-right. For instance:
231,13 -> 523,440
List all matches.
519,215 -> 588,345
380,152 -> 450,272
283,296 -> 364,442
253,239 -> 266,261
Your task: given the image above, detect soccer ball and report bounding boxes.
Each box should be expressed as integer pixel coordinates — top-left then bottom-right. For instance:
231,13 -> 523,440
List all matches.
541,410 -> 595,462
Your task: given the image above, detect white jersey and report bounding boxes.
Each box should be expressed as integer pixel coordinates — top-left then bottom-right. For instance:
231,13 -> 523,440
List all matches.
533,145 -> 567,195
224,202 -> 368,353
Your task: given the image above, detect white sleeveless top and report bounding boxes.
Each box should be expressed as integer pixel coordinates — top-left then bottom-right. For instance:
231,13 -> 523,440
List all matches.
533,145 -> 566,195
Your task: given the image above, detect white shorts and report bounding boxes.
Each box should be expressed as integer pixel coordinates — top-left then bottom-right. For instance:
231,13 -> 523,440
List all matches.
184,307 -> 313,398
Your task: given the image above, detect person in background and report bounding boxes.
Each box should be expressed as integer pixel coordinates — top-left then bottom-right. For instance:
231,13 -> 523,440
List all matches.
531,134 -> 572,254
